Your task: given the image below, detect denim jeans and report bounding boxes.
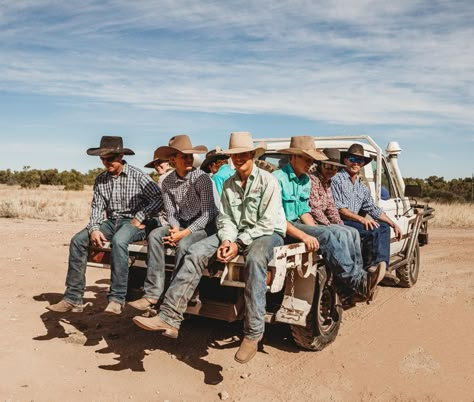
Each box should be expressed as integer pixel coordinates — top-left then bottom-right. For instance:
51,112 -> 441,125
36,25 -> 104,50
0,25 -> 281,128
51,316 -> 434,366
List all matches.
159,233 -> 284,339
143,225 -> 212,300
64,218 -> 146,306
343,220 -> 391,267
289,222 -> 366,292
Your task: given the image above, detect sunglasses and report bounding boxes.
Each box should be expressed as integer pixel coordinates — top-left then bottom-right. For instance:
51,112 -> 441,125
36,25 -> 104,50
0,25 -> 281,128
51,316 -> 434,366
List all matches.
100,155 -> 119,163
322,163 -> 339,171
348,156 -> 365,165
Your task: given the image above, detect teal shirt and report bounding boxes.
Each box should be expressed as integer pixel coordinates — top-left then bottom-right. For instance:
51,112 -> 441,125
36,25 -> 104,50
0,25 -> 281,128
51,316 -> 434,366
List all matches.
212,164 -> 235,196
218,164 -> 287,245
273,163 -> 311,222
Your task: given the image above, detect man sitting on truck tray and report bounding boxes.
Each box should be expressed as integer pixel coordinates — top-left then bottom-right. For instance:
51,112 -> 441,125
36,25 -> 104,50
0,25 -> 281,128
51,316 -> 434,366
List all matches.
47,136 -> 163,315
331,143 -> 402,277
128,135 -> 219,311
273,136 -> 386,302
132,131 -> 287,365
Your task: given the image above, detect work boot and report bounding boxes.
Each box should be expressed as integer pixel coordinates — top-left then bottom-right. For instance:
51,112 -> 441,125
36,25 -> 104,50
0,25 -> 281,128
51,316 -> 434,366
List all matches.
132,315 -> 179,339
367,261 -> 386,301
47,299 -> 83,313
382,270 -> 400,285
128,297 -> 156,311
104,301 -> 123,315
234,335 -> 262,364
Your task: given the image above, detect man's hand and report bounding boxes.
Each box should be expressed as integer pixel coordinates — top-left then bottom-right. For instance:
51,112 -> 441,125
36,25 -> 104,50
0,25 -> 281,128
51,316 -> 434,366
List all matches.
217,240 -> 238,263
90,230 -> 107,248
392,223 -> 402,240
162,226 -> 191,246
301,234 -> 320,252
360,217 -> 380,231
130,218 -> 145,230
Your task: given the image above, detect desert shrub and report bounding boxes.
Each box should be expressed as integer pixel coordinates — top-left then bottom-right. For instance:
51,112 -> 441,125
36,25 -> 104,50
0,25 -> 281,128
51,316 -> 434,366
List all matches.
0,200 -> 19,218
60,169 -> 84,191
40,169 -> 60,185
18,166 -> 41,189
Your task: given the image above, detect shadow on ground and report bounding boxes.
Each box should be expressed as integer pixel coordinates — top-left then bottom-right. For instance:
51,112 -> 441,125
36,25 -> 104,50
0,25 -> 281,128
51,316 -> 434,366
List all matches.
33,283 -> 301,385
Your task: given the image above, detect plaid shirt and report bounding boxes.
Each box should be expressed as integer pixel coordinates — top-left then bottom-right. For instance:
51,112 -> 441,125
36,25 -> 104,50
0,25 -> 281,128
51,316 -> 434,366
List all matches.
87,162 -> 163,233
309,171 -> 343,225
161,168 -> 218,232
331,169 -> 383,219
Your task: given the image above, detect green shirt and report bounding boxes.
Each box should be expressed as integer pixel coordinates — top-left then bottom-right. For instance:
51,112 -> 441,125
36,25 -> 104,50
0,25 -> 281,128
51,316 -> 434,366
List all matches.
273,163 -> 311,222
218,164 -> 287,245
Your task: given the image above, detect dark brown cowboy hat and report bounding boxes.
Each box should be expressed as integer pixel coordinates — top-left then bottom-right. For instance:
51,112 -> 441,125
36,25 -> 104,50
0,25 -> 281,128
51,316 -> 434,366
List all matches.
280,136 -> 328,161
144,147 -> 169,168
200,149 -> 229,173
319,148 -> 345,168
341,143 -> 372,165
154,134 -> 208,160
86,136 -> 134,156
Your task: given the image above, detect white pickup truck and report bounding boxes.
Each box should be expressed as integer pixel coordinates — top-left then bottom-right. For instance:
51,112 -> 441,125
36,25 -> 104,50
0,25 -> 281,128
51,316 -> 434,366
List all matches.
88,135 -> 434,351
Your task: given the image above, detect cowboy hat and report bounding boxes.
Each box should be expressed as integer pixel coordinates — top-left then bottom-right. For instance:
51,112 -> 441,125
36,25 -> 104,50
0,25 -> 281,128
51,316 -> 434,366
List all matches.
86,136 -> 135,156
319,148 -> 345,167
341,143 -> 372,165
144,147 -> 169,168
154,134 -> 208,160
280,136 -> 328,161
200,149 -> 230,173
217,132 -> 266,158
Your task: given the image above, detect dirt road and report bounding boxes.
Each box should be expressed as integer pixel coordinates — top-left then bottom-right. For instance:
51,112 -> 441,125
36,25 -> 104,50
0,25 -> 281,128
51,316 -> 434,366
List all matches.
0,219 -> 472,401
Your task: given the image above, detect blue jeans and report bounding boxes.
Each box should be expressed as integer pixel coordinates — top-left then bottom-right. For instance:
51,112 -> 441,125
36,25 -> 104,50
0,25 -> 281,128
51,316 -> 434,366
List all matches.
343,220 -> 390,267
289,222 -> 366,292
159,233 -> 284,339
64,218 -> 146,305
143,225 -> 211,300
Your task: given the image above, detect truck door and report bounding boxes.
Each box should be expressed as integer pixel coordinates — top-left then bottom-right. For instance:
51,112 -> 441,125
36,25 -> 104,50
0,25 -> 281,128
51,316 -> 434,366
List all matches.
378,158 -> 407,254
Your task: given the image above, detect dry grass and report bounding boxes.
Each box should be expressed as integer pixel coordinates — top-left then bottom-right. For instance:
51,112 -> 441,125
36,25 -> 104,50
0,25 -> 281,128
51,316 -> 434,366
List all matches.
430,202 -> 474,229
0,184 -> 92,222
1,185 -> 473,228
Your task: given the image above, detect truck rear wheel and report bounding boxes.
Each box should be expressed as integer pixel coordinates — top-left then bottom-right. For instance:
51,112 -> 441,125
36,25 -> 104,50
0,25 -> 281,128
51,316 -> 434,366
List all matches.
396,243 -> 420,288
290,269 -> 342,351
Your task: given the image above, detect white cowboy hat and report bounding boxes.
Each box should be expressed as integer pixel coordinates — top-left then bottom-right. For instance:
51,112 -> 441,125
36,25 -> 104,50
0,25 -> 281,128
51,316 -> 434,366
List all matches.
217,132 -> 266,158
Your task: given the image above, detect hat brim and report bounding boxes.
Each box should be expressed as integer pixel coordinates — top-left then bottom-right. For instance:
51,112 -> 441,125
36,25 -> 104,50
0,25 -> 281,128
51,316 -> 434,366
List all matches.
218,142 -> 267,159
155,145 -> 208,160
320,159 -> 345,168
201,154 -> 229,173
341,151 -> 372,165
280,148 -> 328,161
144,158 -> 169,168
86,147 -> 135,156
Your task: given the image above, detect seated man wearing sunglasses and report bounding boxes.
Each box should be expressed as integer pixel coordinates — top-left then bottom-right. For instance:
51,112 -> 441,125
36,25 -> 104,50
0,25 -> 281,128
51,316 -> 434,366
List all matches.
47,136 -> 163,315
331,144 -> 401,275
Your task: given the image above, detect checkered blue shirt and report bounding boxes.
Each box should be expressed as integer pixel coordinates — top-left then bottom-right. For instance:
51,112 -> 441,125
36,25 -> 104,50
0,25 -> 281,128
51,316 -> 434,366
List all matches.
331,169 -> 383,219
87,162 -> 163,233
161,168 -> 218,232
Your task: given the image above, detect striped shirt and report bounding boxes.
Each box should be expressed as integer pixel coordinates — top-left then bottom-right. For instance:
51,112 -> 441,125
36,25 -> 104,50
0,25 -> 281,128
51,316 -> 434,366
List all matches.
331,169 -> 383,219
161,168 -> 218,232
309,171 -> 343,225
218,164 -> 286,245
87,162 -> 163,233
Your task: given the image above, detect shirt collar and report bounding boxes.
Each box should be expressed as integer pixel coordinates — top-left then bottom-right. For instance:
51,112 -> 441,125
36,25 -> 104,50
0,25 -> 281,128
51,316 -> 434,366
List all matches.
282,162 -> 308,184
175,167 -> 195,181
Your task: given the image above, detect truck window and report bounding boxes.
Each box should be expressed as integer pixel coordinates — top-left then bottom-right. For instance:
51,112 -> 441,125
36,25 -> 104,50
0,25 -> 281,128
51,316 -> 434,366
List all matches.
380,160 -> 395,199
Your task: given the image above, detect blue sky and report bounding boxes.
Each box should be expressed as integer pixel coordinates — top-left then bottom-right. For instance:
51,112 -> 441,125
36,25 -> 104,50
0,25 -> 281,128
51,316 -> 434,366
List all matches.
0,0 -> 473,179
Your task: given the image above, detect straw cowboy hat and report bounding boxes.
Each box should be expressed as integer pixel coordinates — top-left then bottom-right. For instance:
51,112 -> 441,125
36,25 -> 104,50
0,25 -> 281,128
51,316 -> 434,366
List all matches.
200,149 -> 230,173
320,148 -> 345,167
341,143 -> 372,165
217,132 -> 266,158
144,147 -> 169,168
86,136 -> 135,156
280,136 -> 328,161
154,134 -> 208,160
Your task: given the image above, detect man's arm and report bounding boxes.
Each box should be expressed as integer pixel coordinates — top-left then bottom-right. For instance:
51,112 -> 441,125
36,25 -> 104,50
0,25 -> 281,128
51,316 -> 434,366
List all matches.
217,184 -> 239,243
132,175 -> 163,225
86,178 -> 106,234
187,174 -> 217,233
285,220 -> 319,252
377,212 -> 402,240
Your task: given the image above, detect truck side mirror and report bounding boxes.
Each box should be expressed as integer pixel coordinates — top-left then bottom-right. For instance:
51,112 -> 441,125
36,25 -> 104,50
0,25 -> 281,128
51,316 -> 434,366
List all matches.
404,184 -> 421,198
